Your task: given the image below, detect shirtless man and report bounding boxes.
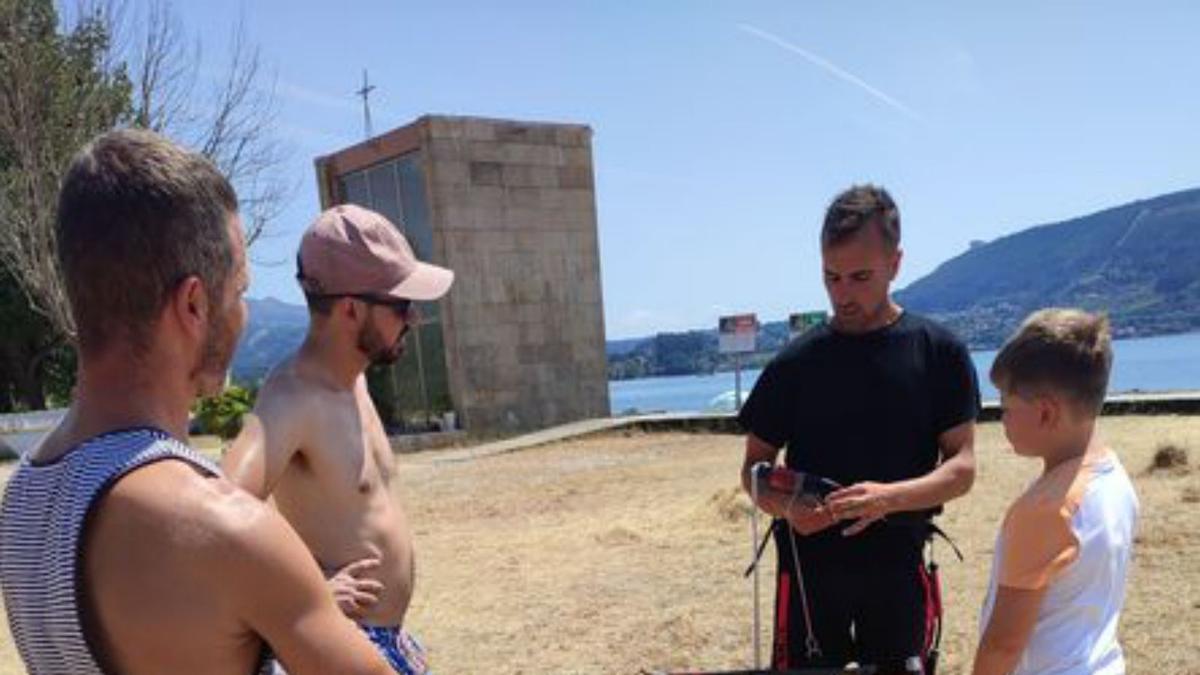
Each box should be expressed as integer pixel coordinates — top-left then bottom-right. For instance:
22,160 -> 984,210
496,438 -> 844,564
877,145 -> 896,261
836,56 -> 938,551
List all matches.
0,130 -> 389,675
223,204 -> 453,675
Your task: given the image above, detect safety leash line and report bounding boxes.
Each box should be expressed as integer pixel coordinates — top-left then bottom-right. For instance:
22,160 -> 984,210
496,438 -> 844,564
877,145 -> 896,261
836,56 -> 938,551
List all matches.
783,485 -> 822,660
750,465 -> 763,670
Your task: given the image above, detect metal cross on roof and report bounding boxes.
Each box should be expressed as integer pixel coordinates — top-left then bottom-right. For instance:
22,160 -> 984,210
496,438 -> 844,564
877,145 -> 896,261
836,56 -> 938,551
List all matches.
356,69 -> 376,140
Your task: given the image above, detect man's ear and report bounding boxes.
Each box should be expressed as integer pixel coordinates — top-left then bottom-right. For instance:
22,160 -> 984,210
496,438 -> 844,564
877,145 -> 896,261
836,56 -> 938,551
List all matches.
890,246 -> 903,281
170,275 -> 208,340
340,296 -> 362,323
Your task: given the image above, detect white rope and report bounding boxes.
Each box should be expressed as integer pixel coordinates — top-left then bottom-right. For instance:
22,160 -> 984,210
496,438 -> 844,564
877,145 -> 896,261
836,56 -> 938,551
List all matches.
749,463 -> 764,669
783,480 -> 822,659
750,463 -> 823,664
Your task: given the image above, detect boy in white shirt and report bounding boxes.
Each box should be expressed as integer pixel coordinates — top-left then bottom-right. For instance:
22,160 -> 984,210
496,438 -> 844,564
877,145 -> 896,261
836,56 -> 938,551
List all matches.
973,308 -> 1139,675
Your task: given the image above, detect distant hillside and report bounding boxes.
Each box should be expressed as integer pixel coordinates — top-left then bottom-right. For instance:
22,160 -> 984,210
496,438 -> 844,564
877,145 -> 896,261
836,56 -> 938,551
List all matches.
605,337 -> 647,357
606,322 -> 794,380
896,187 -> 1200,346
609,187 -> 1200,378
232,297 -> 308,383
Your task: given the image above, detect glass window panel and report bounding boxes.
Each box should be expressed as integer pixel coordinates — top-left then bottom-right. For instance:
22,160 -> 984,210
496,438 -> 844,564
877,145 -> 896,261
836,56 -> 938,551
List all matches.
417,322 -> 451,415
397,153 -> 434,261
391,345 -> 426,429
340,171 -> 369,206
368,161 -> 402,228
417,300 -> 440,321
365,363 -> 399,428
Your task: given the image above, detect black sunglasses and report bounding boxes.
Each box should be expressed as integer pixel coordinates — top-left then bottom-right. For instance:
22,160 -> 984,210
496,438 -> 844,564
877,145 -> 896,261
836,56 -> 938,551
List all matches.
355,294 -> 414,319
312,293 -> 415,319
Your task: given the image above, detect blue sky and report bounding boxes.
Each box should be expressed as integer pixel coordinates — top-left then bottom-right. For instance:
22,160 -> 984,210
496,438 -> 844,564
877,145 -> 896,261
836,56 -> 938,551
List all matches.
167,1 -> 1200,339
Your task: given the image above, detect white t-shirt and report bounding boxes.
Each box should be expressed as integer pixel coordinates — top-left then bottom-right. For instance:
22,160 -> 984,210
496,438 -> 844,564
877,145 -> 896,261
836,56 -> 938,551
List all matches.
980,449 -> 1139,675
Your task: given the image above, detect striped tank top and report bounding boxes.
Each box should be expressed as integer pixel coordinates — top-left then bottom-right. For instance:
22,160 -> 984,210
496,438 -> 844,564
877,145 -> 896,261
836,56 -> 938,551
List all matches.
0,427 -> 274,674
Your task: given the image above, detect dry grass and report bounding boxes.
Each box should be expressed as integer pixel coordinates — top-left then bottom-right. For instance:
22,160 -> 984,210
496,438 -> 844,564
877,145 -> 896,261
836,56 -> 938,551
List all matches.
0,417 -> 1197,674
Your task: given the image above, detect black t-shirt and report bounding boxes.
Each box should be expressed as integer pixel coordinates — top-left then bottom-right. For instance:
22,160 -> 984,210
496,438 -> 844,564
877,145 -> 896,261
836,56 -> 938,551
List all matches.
738,311 -> 980,568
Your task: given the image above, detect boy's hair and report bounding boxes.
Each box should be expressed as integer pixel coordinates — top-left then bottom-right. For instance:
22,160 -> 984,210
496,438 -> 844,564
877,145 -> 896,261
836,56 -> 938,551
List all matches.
990,308 -> 1113,413
821,184 -> 900,250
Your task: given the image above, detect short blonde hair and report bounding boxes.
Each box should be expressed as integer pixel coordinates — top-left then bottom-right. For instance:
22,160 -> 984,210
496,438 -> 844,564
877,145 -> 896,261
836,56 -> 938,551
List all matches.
990,308 -> 1113,413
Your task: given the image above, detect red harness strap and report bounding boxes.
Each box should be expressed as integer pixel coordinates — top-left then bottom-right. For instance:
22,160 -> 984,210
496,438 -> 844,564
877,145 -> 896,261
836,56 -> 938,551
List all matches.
772,570 -> 792,669
917,562 -> 937,660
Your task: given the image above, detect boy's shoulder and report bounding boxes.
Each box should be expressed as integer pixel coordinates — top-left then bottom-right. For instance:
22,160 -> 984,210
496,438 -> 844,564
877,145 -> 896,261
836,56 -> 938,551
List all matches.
1010,452 -> 1091,517
1003,473 -> 1075,542
999,448 -> 1138,589
1015,447 -> 1125,511
1072,449 -> 1140,533
1055,448 -> 1138,518
996,455 -> 1094,590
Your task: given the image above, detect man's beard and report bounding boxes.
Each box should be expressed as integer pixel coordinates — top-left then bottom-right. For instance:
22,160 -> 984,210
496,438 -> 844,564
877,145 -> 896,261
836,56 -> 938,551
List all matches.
833,296 -> 892,332
358,316 -> 408,366
195,305 -> 239,395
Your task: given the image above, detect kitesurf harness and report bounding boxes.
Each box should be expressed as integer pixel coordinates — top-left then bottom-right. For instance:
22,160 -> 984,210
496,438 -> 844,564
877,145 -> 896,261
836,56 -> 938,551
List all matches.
744,465 -> 963,674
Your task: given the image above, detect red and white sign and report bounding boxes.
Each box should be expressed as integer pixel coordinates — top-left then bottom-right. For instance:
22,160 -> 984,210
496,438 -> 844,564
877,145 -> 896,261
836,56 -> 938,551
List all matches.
718,314 -> 758,354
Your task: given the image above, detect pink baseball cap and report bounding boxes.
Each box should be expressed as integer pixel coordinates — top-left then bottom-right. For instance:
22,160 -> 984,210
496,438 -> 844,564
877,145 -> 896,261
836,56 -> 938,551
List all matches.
297,204 -> 454,301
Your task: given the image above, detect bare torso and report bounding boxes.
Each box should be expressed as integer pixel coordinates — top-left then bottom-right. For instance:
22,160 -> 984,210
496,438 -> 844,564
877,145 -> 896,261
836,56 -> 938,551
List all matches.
83,463 -> 268,675
258,361 -> 414,627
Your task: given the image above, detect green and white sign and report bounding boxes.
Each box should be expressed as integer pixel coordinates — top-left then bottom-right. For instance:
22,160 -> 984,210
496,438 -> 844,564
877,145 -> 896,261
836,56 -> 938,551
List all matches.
788,311 -> 828,339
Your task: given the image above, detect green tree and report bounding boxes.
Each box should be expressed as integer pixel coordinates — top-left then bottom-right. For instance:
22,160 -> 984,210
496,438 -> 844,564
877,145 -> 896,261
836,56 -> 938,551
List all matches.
0,0 -> 286,410
0,0 -> 133,341
0,268 -> 64,411
0,0 -> 129,410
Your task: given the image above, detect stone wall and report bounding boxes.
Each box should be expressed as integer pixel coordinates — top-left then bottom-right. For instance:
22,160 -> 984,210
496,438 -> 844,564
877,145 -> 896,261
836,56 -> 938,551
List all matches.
418,116 -> 610,432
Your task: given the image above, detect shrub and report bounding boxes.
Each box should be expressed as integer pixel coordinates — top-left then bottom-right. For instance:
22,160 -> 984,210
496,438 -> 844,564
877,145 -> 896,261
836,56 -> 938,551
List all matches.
193,385 -> 255,439
1148,443 -> 1189,474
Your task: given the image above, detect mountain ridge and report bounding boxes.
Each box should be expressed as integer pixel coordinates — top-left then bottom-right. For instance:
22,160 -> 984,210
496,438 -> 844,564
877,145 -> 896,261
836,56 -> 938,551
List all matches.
894,186 -> 1200,346
230,187 -> 1200,383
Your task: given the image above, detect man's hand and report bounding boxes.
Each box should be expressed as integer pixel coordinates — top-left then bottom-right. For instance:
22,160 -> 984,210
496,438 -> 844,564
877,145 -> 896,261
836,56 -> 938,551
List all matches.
826,481 -> 898,536
328,558 -> 384,619
218,492 -> 393,674
752,484 -> 838,536
783,498 -> 838,536
750,485 -> 792,518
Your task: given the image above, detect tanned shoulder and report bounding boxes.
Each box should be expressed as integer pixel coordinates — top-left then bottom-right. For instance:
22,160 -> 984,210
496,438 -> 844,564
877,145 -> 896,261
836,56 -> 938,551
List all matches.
98,460 -> 272,559
254,363 -> 326,449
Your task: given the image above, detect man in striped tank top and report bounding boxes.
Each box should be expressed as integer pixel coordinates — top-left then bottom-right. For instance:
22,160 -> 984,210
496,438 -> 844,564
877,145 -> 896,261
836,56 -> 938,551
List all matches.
0,129 -> 391,675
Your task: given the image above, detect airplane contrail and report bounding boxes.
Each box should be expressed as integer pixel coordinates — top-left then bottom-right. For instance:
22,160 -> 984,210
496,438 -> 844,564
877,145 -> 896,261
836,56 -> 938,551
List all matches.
738,23 -> 923,123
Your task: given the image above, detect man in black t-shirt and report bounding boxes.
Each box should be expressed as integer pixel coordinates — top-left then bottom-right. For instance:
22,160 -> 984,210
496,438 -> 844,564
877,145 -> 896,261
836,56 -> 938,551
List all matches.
738,185 -> 980,673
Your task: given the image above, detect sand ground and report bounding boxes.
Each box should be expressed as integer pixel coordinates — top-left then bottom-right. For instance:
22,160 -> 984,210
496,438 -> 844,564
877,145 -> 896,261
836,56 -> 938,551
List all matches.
0,416 -> 1196,674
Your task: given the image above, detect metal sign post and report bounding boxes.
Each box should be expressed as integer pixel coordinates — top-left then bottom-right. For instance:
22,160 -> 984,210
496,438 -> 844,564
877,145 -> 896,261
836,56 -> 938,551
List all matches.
718,314 -> 758,411
734,353 -> 743,411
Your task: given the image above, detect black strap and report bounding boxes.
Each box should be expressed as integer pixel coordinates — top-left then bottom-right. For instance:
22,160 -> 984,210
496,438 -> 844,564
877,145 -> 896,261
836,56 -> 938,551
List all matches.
744,519 -> 780,578
927,523 -> 964,562
743,518 -> 964,578
643,662 -> 878,667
